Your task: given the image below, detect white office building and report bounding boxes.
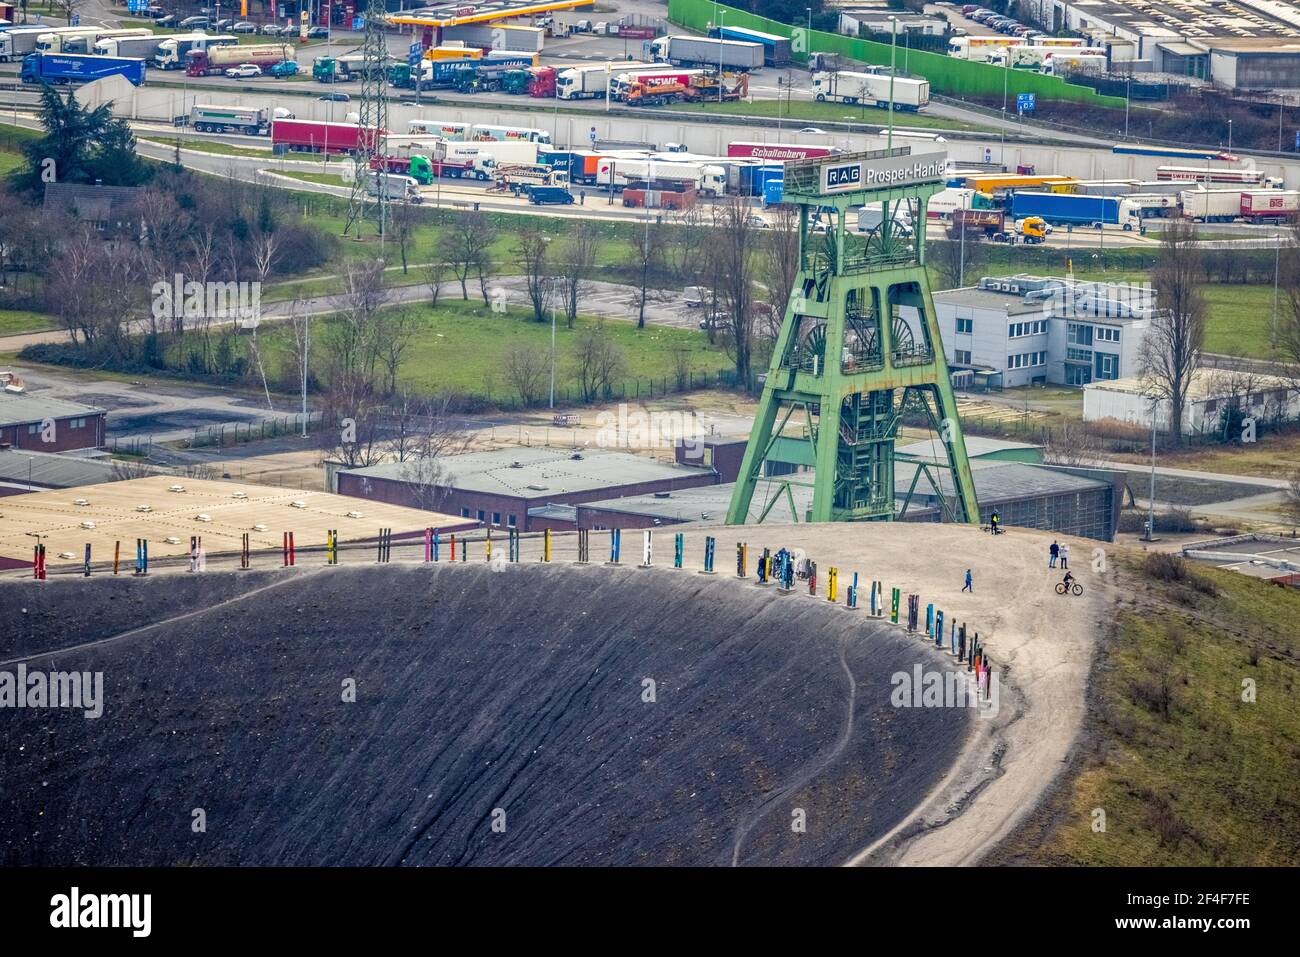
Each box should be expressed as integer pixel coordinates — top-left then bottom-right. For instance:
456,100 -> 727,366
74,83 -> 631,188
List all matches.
932,274 -> 1156,388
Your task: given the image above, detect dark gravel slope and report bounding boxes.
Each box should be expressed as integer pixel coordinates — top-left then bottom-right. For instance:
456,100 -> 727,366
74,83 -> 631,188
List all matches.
0,564 -> 971,866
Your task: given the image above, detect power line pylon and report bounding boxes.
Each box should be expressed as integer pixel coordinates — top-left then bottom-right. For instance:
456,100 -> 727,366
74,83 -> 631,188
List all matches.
344,0 -> 390,241
725,147 -> 979,526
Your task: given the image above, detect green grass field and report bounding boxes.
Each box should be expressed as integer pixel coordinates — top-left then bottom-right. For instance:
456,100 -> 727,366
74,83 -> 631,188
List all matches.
993,553 -> 1300,865
668,97 -> 980,131
0,309 -> 55,336
238,300 -> 728,403
142,137 -> 274,158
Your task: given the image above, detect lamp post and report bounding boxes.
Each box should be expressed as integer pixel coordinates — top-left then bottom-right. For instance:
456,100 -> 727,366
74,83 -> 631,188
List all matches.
1145,394 -> 1161,541
1228,118 -> 1233,154
718,10 -> 726,103
887,16 -> 897,150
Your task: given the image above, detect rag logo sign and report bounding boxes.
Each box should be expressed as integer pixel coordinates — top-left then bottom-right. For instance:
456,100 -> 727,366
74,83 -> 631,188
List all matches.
824,163 -> 861,190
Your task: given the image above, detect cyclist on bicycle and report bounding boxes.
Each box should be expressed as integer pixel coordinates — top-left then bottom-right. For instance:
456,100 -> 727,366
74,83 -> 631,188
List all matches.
1061,569 -> 1075,593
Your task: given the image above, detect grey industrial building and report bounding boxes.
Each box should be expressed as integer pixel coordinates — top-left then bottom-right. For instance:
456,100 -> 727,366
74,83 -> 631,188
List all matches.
578,458 -> 1124,541
334,446 -> 718,532
933,275 -> 1156,389
1020,0 -> 1300,88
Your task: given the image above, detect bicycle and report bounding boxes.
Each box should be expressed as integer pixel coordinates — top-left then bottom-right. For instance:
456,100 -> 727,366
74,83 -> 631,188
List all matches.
1055,580 -> 1083,596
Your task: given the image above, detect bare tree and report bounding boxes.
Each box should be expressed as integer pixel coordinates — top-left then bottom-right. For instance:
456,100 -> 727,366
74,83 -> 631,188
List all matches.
397,394 -> 472,511
188,225 -> 218,361
319,259 -> 392,467
1141,222 -> 1207,447
1042,421 -> 1106,468
671,344 -> 693,391
713,197 -> 760,386
48,0 -> 87,25
515,224 -> 551,323
570,322 -> 626,402
1284,469 -> 1300,531
929,236 -> 981,291
761,203 -> 801,341
557,220 -> 598,329
627,217 -> 669,329
389,201 -> 418,275
436,210 -> 497,302
504,344 -> 550,406
377,308 -> 416,397
246,230 -> 279,411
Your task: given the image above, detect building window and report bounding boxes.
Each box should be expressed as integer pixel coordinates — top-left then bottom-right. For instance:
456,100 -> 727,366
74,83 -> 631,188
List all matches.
1096,326 -> 1120,343
477,509 -> 486,523
460,508 -> 470,518
508,514 -> 517,528
1095,352 -> 1118,380
955,349 -> 972,364
27,423 -> 39,434
1067,322 -> 1093,346
956,318 -> 973,334
492,511 -> 501,526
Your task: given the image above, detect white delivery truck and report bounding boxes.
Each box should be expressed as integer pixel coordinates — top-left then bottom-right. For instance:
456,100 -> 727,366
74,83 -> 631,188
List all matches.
649,36 -> 764,71
555,63 -> 652,99
367,172 -> 423,203
811,70 -> 929,111
595,158 -> 726,197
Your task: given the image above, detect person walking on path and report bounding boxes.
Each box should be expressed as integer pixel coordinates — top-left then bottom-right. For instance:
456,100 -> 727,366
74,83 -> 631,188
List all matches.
1049,540 -> 1059,568
1060,541 -> 1070,570
962,569 -> 973,593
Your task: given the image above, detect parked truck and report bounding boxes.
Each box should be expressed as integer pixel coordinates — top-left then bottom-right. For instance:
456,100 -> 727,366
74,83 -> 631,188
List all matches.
366,171 -> 423,203
21,52 -> 147,86
555,62 -> 652,99
153,33 -> 237,70
370,155 -> 436,185
0,26 -> 53,62
595,158 -> 726,197
95,35 -> 163,59
1179,188 -> 1243,222
707,25 -> 792,66
811,70 -> 929,111
1010,191 -> 1143,231
926,187 -> 996,220
39,28 -> 152,55
442,23 -> 544,53
190,104 -> 289,136
1040,52 -> 1108,76
649,36 -> 764,71
271,119 -> 381,155
187,44 -> 294,77
947,208 -> 1048,243
1240,190 -> 1300,223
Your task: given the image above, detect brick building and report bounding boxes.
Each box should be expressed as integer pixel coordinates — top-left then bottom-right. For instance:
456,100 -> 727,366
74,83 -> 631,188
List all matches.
335,446 -> 719,532
0,393 -> 107,453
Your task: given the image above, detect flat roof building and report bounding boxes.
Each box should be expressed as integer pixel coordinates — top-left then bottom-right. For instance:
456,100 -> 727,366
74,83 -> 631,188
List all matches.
933,274 -> 1156,389
335,446 -> 719,532
1083,369 -> 1300,435
0,392 -> 107,453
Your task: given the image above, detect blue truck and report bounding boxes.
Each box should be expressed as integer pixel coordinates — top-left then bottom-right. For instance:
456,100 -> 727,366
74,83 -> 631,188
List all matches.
21,52 -> 147,87
1010,191 -> 1144,232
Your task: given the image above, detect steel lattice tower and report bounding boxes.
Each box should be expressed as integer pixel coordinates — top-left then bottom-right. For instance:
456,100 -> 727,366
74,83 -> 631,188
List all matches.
725,147 -> 980,526
345,0 -> 390,239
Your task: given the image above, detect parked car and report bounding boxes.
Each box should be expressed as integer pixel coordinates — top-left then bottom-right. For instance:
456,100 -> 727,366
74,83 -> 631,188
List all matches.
258,22 -> 282,35
231,21 -> 257,33
155,13 -> 177,27
307,26 -> 329,38
961,4 -> 980,13
179,16 -> 209,29
215,18 -> 234,30
318,91 -> 350,102
797,126 -> 827,134
269,60 -> 299,77
225,63 -> 262,78
277,24 -> 299,36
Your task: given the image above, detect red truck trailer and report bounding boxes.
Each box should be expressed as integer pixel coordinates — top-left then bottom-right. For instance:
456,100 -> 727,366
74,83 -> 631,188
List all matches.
271,119 -> 382,155
726,141 -> 838,161
1240,190 -> 1300,223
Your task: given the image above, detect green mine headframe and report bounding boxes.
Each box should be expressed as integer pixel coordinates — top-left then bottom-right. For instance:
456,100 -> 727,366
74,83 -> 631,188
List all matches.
726,146 -> 979,526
